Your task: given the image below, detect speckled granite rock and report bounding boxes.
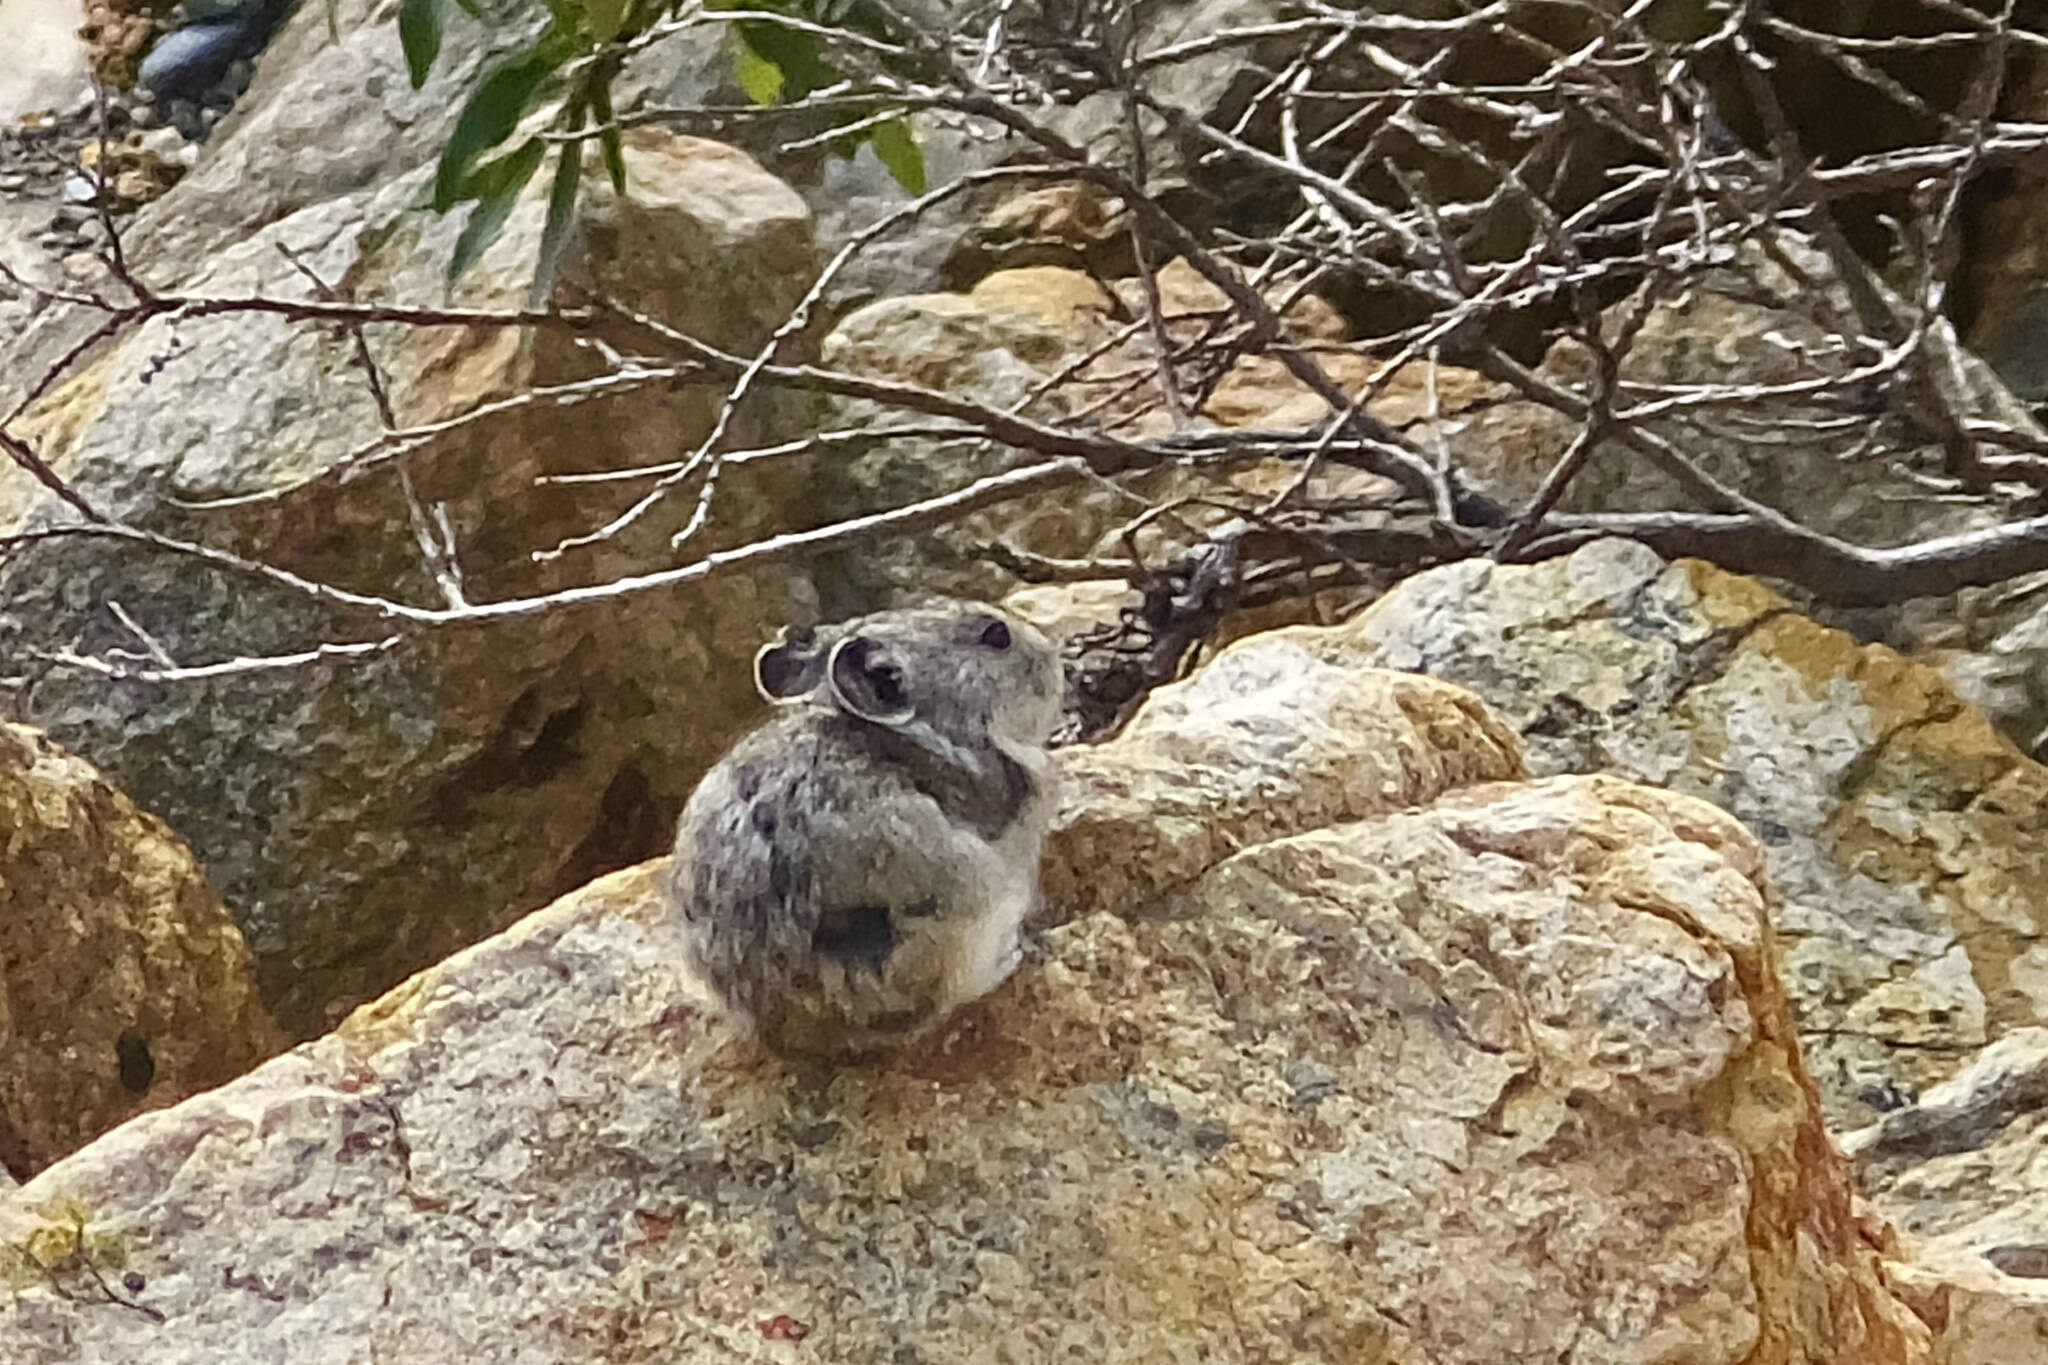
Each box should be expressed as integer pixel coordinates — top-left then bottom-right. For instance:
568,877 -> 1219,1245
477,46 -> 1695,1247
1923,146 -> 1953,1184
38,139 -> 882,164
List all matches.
1340,538 -> 2048,1134
0,715 -> 1929,1361
0,127 -> 818,1037
0,721 -> 282,1179
1844,1028 -> 2048,1364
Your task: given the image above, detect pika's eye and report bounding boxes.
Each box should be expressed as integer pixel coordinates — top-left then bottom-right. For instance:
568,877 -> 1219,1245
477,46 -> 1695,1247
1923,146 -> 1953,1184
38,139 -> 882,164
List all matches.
977,618 -> 1012,650
868,661 -> 909,710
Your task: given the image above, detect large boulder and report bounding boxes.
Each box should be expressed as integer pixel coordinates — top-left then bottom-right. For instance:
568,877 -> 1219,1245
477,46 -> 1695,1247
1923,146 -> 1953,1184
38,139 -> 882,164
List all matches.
0,118 -> 820,1037
0,636 -> 1930,1362
0,721 -> 282,1179
1338,538 -> 2048,1132
809,259 -> 1426,616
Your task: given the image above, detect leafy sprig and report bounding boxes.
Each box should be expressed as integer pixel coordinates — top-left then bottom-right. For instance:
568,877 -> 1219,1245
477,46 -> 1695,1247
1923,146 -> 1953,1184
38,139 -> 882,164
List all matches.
401,0 -> 927,299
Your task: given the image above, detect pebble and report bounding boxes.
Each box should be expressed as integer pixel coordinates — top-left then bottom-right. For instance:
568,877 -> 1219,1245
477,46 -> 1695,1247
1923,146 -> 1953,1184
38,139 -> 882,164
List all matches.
133,126 -> 190,160
62,252 -> 110,284
168,103 -> 207,141
59,175 -> 100,205
137,22 -> 245,101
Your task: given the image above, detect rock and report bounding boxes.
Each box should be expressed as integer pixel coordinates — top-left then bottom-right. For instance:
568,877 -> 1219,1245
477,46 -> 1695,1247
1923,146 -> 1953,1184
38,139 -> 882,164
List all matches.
1435,230 -> 2048,758
1961,56 -> 2048,402
943,181 -> 1136,285
184,0 -> 258,22
808,265 -> 1126,613
1978,288 -> 2048,404
1333,538 -> 2048,1132
1002,579 -> 1143,647
0,753 -> 1931,1361
1454,234 -> 2042,552
60,251 -> 108,283
0,0 -> 90,124
1845,1029 -> 2048,1363
809,259 -> 1415,615
79,0 -> 162,87
0,128 -> 821,1037
1044,627 -> 1527,924
76,136 -> 185,206
137,23 -> 245,102
0,721 -> 283,1179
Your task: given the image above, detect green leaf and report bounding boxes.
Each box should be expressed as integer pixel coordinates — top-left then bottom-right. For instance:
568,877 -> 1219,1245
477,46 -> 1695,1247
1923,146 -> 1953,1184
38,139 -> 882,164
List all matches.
448,136 -> 547,284
529,141 -> 584,308
867,117 -> 924,194
581,0 -> 628,42
733,36 -> 784,105
736,20 -> 834,100
398,0 -> 442,88
433,45 -> 565,213
590,82 -> 627,192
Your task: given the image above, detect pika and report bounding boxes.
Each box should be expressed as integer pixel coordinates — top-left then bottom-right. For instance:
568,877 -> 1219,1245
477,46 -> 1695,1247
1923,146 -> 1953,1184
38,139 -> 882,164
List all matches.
666,601 -> 1064,1056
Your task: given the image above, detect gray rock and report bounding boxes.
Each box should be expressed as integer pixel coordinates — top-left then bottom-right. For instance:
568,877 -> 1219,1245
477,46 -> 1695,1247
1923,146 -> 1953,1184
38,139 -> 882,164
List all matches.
1,131 -> 821,1037
1336,539 -> 2048,1133
184,0 -> 260,20
1981,288 -> 2048,403
132,125 -> 191,160
1845,1029 -> 2048,1364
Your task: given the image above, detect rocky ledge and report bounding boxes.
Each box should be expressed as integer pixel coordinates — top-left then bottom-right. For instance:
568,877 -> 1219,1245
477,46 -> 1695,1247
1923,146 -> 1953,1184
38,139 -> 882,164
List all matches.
0,631 -> 1931,1364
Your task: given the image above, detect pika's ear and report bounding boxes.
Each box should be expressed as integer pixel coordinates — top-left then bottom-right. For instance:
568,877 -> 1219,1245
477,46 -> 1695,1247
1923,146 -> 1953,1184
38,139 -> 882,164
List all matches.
755,626 -> 828,702
827,634 -> 917,726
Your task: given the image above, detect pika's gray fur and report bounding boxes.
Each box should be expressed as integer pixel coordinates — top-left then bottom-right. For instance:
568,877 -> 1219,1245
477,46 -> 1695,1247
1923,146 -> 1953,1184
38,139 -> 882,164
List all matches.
666,601 -> 1064,1055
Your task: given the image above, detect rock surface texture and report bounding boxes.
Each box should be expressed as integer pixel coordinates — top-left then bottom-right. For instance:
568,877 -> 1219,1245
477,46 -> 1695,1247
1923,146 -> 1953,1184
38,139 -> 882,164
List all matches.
1846,1028 -> 2048,1364
0,636 -> 1931,1363
1344,538 -> 2048,1136
0,119 -> 819,1037
0,722 -> 281,1180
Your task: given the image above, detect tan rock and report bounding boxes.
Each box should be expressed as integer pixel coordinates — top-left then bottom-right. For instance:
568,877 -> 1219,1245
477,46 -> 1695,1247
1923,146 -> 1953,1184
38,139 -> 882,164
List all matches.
1002,579 -> 1142,647
967,264 -> 1117,340
812,265 -> 1152,609
1046,626 -> 1527,923
945,181 -> 1134,282
1109,256 -> 1351,342
0,756 -> 1930,1363
0,722 -> 282,1178
812,259 -> 1424,614
1203,348 -> 1503,434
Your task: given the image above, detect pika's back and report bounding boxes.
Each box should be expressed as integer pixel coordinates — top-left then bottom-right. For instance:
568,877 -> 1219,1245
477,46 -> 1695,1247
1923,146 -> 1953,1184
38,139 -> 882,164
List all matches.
667,600 -> 1064,1055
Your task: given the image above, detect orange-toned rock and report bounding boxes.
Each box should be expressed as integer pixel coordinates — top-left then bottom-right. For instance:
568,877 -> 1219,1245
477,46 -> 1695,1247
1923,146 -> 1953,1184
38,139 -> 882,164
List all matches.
0,722 -> 282,1177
